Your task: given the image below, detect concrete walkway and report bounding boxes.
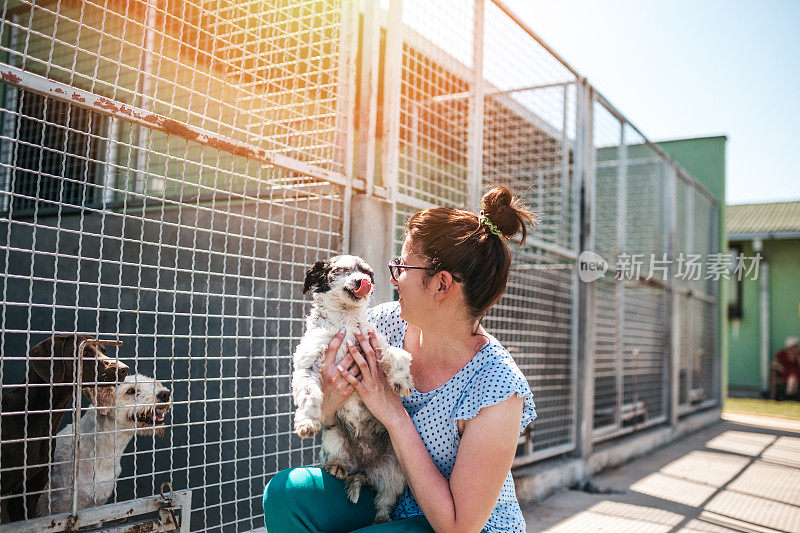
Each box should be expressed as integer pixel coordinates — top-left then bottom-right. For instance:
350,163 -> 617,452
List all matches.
522,415 -> 800,532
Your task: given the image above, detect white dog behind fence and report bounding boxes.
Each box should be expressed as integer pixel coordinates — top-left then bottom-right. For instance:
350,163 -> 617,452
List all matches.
35,374 -> 172,518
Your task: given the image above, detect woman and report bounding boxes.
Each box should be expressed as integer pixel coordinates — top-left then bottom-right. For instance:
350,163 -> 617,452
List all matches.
264,186 -> 537,532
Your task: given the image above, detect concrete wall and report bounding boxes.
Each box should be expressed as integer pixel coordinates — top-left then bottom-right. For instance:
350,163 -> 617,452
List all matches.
348,193 -> 395,304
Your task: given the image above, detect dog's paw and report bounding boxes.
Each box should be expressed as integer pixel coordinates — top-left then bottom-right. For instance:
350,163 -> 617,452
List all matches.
345,473 -> 368,504
294,419 -> 321,439
324,460 -> 348,480
374,512 -> 392,523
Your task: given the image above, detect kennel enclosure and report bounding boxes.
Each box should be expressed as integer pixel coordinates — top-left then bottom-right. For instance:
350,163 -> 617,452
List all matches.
0,1 -> 721,531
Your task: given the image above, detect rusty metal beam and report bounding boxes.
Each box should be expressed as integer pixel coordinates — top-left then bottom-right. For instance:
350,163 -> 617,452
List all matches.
0,489 -> 191,533
0,63 -> 364,192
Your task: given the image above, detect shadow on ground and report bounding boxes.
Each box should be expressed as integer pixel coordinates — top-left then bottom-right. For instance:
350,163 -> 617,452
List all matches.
523,419 -> 800,532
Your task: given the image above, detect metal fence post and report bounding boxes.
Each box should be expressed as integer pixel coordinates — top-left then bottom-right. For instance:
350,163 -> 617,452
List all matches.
466,0 -> 485,211
759,262 -> 770,393
711,198 -> 723,405
717,199 -> 727,405
380,0 -> 404,259
380,0 -> 404,199
615,123 -> 627,430
561,84 -> 571,244
134,0 -> 158,194
575,79 -> 595,459
686,184 -> 695,403
357,0 -> 381,195
667,164 -> 680,428
337,0 -> 360,253
569,85 -> 582,456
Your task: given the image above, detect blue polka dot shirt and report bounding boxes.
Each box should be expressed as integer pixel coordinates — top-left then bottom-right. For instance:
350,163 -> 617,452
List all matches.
367,302 -> 536,533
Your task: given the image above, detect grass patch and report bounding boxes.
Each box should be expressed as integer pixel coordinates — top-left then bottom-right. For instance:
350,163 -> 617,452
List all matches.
724,397 -> 800,419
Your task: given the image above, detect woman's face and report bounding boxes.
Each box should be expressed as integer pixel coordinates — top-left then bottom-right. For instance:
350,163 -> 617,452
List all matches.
393,239 -> 434,323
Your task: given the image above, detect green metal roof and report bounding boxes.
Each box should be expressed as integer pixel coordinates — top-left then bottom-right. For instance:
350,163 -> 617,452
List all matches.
727,200 -> 800,239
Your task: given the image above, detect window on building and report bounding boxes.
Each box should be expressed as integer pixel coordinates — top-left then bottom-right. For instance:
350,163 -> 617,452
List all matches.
728,244 -> 743,320
1,89 -> 108,215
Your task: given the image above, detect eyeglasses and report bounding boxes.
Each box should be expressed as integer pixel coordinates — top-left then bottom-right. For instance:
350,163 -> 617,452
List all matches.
387,258 -> 461,283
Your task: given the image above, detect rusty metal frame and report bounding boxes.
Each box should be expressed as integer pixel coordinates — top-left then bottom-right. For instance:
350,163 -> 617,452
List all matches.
0,487 -> 191,533
69,338 -> 124,523
0,64 -> 364,193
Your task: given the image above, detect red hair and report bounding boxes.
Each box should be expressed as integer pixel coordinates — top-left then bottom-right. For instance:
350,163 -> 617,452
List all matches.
405,186 -> 535,320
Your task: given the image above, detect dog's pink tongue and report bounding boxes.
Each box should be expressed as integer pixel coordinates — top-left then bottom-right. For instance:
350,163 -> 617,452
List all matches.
354,279 -> 372,298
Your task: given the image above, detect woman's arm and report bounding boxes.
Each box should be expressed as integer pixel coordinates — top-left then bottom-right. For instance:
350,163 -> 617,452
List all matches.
340,330 -> 523,533
389,395 -> 522,532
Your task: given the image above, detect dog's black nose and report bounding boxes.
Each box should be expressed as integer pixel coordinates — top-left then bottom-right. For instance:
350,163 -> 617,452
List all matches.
157,390 -> 171,402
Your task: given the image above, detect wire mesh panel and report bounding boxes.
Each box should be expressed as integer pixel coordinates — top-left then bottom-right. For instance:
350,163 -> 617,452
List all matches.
677,291 -> 692,406
482,86 -> 576,250
622,285 -> 668,424
0,92 -> 108,214
396,0 -> 474,207
393,203 -> 415,254
481,2 -> 580,462
0,0 -> 356,530
693,189 -> 716,297
699,298 -> 719,405
620,132 -> 668,429
591,109 -> 672,440
485,247 -> 574,460
677,179 -> 720,414
387,1 -> 580,463
0,104 -> 345,533
482,1 -> 577,252
624,146 -> 665,261
1,0 -> 353,175
0,96 -> 345,533
590,101 -> 621,432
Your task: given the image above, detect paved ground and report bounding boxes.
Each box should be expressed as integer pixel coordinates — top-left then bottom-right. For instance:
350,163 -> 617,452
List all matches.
522,415 -> 800,532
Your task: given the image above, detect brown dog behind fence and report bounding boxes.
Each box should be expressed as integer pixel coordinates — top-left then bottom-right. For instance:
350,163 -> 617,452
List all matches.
0,335 -> 129,523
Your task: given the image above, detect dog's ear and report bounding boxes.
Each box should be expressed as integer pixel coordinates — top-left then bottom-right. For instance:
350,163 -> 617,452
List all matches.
303,260 -> 331,295
82,386 -> 116,416
29,336 -> 67,384
83,385 -> 96,405
357,259 -> 375,284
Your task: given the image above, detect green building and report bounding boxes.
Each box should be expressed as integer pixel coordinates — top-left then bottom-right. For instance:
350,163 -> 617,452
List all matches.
727,201 -> 800,393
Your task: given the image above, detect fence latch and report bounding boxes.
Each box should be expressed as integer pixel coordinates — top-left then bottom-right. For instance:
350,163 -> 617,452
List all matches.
156,482 -> 182,531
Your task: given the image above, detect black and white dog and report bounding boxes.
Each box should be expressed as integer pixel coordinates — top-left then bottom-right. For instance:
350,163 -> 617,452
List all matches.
292,255 -> 413,522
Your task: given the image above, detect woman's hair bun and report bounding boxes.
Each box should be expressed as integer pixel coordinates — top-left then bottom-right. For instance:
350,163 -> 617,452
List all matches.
480,186 -> 536,243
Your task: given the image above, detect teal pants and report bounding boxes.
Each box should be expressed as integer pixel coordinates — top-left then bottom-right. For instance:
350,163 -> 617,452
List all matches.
263,467 -> 434,532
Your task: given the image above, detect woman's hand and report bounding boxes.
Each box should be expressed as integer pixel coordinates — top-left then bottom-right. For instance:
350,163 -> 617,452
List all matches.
320,328 -> 360,427
338,329 -> 407,430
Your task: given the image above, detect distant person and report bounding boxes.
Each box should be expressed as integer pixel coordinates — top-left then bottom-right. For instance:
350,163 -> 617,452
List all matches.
772,336 -> 800,398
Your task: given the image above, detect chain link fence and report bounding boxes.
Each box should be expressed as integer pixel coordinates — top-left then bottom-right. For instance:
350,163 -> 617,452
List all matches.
0,0 -> 720,530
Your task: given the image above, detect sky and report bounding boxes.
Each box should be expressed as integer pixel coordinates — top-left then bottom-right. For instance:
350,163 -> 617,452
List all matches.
505,0 -> 800,205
